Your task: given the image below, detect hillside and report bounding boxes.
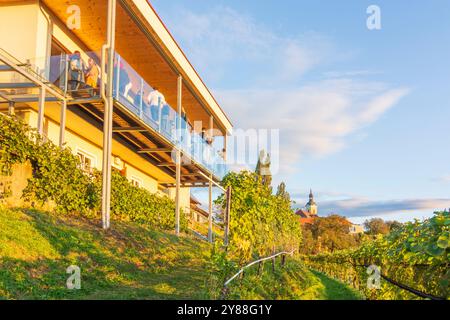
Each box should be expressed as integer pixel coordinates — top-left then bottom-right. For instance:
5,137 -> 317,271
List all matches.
0,207 -> 362,300
0,207 -> 212,299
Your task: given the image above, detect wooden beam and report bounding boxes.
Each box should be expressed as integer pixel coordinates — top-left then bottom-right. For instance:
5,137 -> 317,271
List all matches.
162,183 -> 209,188
181,173 -> 202,178
113,126 -> 147,132
138,148 -> 172,153
157,162 -> 176,167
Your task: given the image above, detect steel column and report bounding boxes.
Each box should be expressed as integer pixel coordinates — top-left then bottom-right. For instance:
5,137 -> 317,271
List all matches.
8,101 -> 14,116
37,87 -> 46,135
101,0 -> 116,230
59,100 -> 66,147
175,75 -> 182,236
208,174 -> 213,243
224,186 -> 231,246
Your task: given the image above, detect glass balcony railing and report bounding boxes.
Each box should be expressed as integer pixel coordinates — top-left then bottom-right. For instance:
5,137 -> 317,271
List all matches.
112,52 -> 227,179
41,51 -> 227,179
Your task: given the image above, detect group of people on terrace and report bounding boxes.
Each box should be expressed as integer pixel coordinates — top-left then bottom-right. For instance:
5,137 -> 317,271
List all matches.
65,50 -> 222,166
67,51 -> 99,92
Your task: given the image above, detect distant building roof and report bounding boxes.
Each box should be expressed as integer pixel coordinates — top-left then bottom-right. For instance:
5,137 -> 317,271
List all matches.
295,209 -> 317,225
295,209 -> 313,218
190,195 -> 201,205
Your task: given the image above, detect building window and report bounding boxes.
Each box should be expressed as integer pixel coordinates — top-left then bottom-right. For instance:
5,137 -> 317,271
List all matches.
131,176 -> 143,188
76,149 -> 95,173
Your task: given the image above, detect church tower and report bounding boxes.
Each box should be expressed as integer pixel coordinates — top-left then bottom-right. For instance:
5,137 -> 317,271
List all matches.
305,189 -> 318,215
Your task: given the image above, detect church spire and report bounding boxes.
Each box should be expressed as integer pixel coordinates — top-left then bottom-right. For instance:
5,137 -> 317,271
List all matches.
306,188 -> 318,215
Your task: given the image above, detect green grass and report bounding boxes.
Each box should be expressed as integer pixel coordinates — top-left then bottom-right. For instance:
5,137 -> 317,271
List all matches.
0,206 -> 363,300
0,207 -> 212,300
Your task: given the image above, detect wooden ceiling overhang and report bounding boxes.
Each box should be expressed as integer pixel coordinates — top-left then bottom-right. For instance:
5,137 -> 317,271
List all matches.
41,0 -> 232,136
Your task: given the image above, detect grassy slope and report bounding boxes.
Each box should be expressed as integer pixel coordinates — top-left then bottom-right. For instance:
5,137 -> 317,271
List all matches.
0,207 -> 212,300
0,207 -> 362,300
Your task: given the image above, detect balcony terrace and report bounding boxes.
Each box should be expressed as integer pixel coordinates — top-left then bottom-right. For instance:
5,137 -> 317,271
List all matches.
0,0 -> 232,238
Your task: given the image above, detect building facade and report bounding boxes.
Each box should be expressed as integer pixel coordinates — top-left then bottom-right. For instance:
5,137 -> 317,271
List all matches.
0,0 -> 232,236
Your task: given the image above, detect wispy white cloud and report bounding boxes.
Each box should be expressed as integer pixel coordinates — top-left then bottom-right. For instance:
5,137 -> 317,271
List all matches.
163,5 -> 410,175
216,84 -> 409,174
323,70 -> 383,79
311,197 -> 450,218
166,6 -> 330,83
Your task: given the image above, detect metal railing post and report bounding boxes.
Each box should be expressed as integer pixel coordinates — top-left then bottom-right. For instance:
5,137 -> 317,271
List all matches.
115,54 -> 120,98
139,77 -> 143,118
59,99 -> 67,147
208,174 -> 213,243
157,98 -> 162,132
224,186 -> 231,246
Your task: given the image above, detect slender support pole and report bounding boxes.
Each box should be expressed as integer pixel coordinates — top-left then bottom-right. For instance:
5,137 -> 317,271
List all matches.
59,54 -> 68,148
157,97 -> 162,132
208,174 -> 213,243
224,186 -> 231,246
223,133 -> 227,161
8,101 -> 14,116
175,153 -> 181,236
37,87 -> 46,135
101,0 -> 116,230
209,115 -> 214,145
175,75 -> 182,236
115,55 -> 121,98
139,78 -> 143,118
59,99 -> 66,147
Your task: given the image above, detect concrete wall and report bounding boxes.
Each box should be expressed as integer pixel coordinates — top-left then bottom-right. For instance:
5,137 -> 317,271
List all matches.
0,1 -> 50,76
0,162 -> 32,207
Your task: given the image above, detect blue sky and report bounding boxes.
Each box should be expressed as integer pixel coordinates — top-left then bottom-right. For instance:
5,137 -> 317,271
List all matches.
150,0 -> 450,223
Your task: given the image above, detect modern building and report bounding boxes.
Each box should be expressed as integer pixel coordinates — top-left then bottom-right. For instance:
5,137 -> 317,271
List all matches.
0,0 -> 232,239
295,189 -> 318,225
